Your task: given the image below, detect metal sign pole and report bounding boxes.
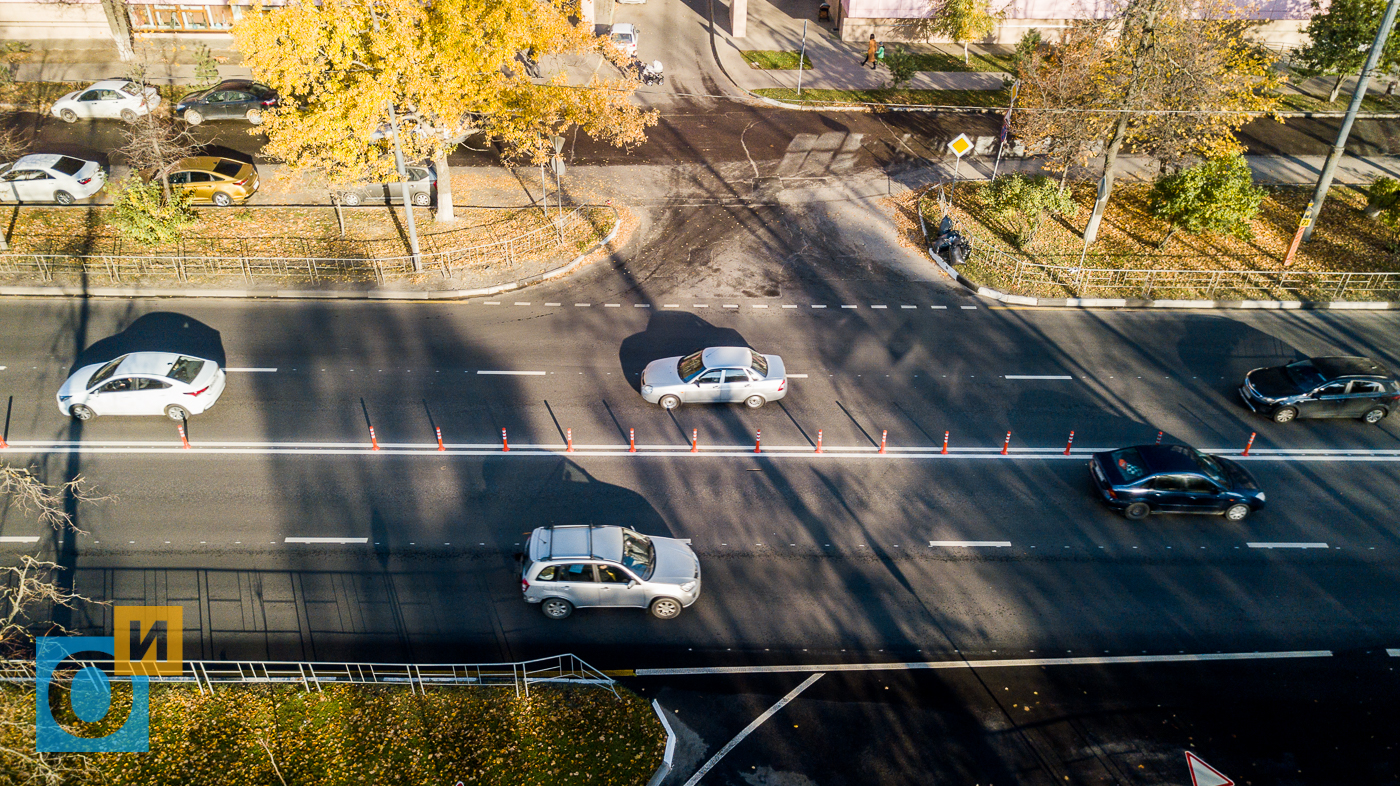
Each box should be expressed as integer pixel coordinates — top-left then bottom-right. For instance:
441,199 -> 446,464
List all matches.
797,21 -> 808,96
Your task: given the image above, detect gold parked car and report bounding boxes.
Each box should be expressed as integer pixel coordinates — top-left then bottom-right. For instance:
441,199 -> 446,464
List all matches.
145,156 -> 258,206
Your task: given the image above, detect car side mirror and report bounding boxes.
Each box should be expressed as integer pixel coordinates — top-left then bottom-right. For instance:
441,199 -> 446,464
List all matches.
627,580 -> 638,588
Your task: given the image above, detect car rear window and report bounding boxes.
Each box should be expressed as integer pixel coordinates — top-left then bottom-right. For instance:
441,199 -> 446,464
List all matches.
119,81 -> 142,96
213,160 -> 243,178
52,157 -> 85,176
678,350 -> 704,382
167,356 -> 205,383
1108,448 -> 1148,482
749,351 -> 769,377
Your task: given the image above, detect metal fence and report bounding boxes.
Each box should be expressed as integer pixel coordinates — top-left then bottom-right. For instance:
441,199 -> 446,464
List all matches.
0,205 -> 613,286
1,654 -> 616,699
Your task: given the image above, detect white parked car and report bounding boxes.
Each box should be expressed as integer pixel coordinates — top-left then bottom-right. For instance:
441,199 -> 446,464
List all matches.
0,155 -> 105,205
57,352 -> 226,421
641,346 -> 787,409
610,23 -> 638,58
51,79 -> 162,123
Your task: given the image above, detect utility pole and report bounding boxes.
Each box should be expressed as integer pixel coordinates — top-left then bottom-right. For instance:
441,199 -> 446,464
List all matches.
797,21 -> 808,96
551,134 -> 565,220
1302,0 -> 1400,242
387,102 -> 422,272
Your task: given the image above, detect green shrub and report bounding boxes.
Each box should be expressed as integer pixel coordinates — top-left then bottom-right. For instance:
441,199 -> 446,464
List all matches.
108,175 -> 196,247
978,173 -> 1076,248
883,46 -> 919,89
1148,154 -> 1265,248
1365,176 -> 1400,225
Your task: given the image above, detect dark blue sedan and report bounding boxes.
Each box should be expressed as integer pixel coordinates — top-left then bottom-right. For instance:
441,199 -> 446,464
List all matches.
1089,444 -> 1265,521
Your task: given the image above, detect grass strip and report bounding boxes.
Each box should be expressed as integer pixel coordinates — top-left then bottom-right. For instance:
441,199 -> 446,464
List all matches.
739,50 -> 813,70
753,86 -> 1012,108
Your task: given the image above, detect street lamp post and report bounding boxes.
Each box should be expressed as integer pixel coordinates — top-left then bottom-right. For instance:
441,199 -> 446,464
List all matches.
386,102 -> 423,272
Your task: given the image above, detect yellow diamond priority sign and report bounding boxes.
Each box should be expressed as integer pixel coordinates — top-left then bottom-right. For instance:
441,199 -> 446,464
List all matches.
947,133 -> 974,158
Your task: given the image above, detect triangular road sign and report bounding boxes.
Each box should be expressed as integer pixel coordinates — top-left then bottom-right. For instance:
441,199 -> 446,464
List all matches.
1185,751 -> 1233,786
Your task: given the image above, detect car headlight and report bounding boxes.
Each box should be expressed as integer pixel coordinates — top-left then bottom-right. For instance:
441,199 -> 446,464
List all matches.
679,580 -> 697,593
59,395 -> 71,402
641,385 -> 653,395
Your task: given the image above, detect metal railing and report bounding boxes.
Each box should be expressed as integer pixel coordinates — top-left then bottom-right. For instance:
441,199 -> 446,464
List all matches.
1,653 -> 617,699
0,205 -> 614,285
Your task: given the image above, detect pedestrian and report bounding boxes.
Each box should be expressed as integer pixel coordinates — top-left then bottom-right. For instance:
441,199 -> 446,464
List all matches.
863,34 -> 878,69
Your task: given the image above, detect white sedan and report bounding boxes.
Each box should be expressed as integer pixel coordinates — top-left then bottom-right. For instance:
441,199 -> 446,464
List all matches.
51,79 -> 161,123
640,347 -> 787,409
0,155 -> 105,205
57,352 -> 227,421
610,23 -> 638,59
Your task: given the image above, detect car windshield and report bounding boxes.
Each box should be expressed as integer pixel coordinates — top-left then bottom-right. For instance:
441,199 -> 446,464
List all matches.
87,356 -> 126,388
1191,450 -> 1230,487
621,529 -> 654,579
612,32 -> 633,43
749,350 -> 769,377
167,356 -> 205,383
1284,360 -> 1326,389
678,350 -> 705,382
1109,447 -> 1148,482
52,157 -> 85,176
213,160 -> 243,178
119,81 -> 142,96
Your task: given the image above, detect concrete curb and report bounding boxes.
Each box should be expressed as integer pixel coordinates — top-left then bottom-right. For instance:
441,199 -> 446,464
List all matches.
645,699 -> 677,786
0,210 -> 621,301
915,202 -> 1398,310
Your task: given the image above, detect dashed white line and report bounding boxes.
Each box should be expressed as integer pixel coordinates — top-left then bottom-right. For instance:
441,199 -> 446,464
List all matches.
575,303 -> 591,307
514,302 -> 531,306
871,305 -> 887,309
285,537 -> 369,544
225,368 -> 278,373
930,305 -> 948,309
752,304 -> 768,309
782,304 -> 798,309
901,305 -> 917,309
693,304 -> 709,308
476,370 -> 547,376
960,305 -> 978,310
811,305 -> 827,309
484,301 -> 501,305
0,536 -> 40,543
1247,542 -> 1330,549
605,304 -> 621,308
635,303 -> 650,308
1388,649 -> 1400,657
841,305 -> 857,309
664,304 -> 680,308
1005,375 -> 1074,380
929,540 -> 1013,547
545,303 -> 561,307
723,304 -> 739,309
787,374 -> 809,379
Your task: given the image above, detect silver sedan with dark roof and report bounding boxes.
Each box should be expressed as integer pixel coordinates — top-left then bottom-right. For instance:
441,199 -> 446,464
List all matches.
639,346 -> 787,409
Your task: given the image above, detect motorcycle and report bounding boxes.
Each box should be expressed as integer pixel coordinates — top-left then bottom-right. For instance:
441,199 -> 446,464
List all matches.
931,215 -> 970,266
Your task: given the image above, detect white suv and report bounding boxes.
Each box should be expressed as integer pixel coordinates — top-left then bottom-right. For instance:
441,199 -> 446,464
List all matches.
521,525 -> 701,620
57,352 -> 227,421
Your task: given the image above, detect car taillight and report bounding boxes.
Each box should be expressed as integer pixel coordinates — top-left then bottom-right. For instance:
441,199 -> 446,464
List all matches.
185,385 -> 210,397
1106,489 -> 1117,499
77,176 -> 92,185
521,579 -> 529,592
233,177 -> 251,187
262,98 -> 277,106
778,379 -> 786,392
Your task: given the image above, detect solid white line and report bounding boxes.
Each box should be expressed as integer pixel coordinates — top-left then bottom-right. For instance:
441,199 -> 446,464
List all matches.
929,540 -> 1012,547
636,650 -> 1333,677
0,536 -> 40,543
476,370 -> 547,376
285,537 -> 369,544
681,673 -> 823,786
1005,375 -> 1074,380
1388,649 -> 1400,657
787,374 -> 809,379
224,368 -> 278,373
1247,542 -> 1329,549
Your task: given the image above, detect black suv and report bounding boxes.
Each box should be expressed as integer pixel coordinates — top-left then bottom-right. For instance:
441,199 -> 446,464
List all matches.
1240,356 -> 1400,424
1090,445 -> 1266,521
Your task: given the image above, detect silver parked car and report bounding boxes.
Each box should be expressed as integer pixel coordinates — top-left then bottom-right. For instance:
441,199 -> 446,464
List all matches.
640,346 -> 786,409
336,163 -> 436,206
521,525 -> 701,620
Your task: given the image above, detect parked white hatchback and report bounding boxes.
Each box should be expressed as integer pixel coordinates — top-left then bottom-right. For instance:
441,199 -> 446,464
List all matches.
0,155 -> 105,205
640,346 -> 787,409
51,79 -> 162,123
57,352 -> 227,421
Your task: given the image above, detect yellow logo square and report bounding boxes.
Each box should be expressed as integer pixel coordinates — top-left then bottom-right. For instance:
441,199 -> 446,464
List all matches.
113,606 -> 183,676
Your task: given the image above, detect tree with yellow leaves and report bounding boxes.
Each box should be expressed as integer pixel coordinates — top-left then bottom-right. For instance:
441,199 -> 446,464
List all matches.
1013,0 -> 1282,244
233,0 -> 656,223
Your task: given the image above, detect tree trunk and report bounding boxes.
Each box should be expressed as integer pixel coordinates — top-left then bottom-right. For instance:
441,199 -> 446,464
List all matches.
963,41 -> 970,64
433,146 -> 454,223
331,192 -> 345,237
1082,113 -> 1129,245
1058,165 -> 1070,195
98,0 -> 134,62
1330,74 -> 1345,104
1157,224 -> 1178,249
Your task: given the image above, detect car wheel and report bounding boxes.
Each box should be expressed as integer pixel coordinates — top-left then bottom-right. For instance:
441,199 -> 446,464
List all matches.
340,192 -> 362,207
411,191 -> 431,206
1123,502 -> 1150,520
184,109 -> 203,126
120,108 -> 138,123
1224,503 -> 1251,522
246,108 -> 263,125
659,394 -> 681,410
1271,406 -> 1297,424
541,598 -> 573,620
1362,407 -> 1387,424
53,191 -> 74,206
212,191 -> 233,207
744,395 -> 766,409
164,404 -> 191,421
59,108 -> 78,123
649,597 -> 682,620
69,404 -> 94,421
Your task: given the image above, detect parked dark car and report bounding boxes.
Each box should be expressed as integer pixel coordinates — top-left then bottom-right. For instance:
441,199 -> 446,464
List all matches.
176,80 -> 279,126
1240,356 -> 1400,424
1089,444 -> 1265,521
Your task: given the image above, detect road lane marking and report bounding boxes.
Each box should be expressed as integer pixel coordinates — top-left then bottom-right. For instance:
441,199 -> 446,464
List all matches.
0,536 -> 40,543
693,304 -> 708,308
1004,375 -> 1074,380
476,370 -> 547,376
545,303 -> 561,306
575,303 -> 591,307
929,540 -> 1012,547
723,304 -> 739,308
484,301 -> 500,305
285,537 -> 369,544
872,305 -> 887,309
225,368 -> 278,373
514,302 -> 530,306
841,305 -> 857,308
961,305 -> 978,309
787,374 -> 809,378
635,303 -> 650,307
782,304 -> 797,308
664,304 -> 680,308
605,304 -> 621,308
681,673 -> 823,786
931,305 -> 948,309
752,304 -> 768,309
1388,649 -> 1400,657
636,650 -> 1333,677
901,305 -> 917,309
1247,542 -> 1329,549
811,304 -> 826,308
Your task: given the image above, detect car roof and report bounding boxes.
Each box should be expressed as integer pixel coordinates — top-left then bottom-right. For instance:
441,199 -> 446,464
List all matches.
172,156 -> 242,172
1134,444 -> 1202,475
701,347 -> 753,369
86,79 -> 137,91
612,23 -> 635,33
115,352 -> 188,375
535,525 -> 623,562
12,154 -> 67,170
1310,356 -> 1392,380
